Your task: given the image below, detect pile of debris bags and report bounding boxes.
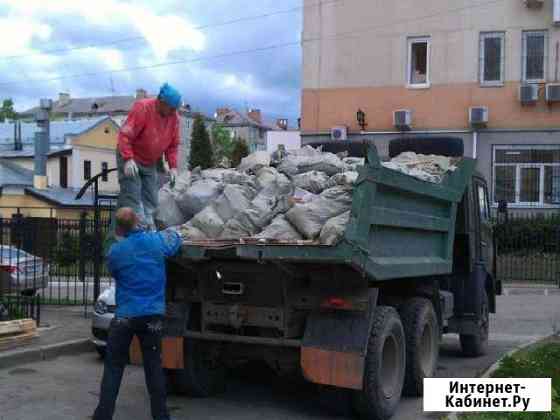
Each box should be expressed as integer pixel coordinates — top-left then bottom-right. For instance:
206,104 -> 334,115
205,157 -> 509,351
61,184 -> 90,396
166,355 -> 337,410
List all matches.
155,147 -> 459,246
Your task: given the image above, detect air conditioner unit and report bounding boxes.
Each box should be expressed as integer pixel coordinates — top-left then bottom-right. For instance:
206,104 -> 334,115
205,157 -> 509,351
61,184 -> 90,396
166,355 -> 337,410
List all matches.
524,0 -> 544,9
330,126 -> 348,141
546,83 -> 560,102
519,84 -> 539,105
469,106 -> 489,127
393,110 -> 412,130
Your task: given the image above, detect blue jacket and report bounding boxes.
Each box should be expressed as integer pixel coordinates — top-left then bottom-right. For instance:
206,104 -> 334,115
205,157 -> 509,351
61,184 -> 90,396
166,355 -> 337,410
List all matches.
107,228 -> 182,318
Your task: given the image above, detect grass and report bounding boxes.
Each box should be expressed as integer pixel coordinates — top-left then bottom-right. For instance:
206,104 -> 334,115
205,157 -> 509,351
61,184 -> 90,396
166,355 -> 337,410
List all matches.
461,338 -> 560,420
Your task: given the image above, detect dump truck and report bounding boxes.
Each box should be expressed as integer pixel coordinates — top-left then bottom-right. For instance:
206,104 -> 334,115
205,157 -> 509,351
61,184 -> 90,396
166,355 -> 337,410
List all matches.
153,139 -> 499,420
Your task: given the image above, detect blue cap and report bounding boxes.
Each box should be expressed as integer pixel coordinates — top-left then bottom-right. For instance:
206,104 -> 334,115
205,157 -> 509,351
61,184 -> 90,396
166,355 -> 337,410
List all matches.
158,83 -> 182,109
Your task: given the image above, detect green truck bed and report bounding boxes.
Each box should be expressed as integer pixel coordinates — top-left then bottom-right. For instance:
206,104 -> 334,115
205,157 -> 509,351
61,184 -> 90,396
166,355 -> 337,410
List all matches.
177,145 -> 476,281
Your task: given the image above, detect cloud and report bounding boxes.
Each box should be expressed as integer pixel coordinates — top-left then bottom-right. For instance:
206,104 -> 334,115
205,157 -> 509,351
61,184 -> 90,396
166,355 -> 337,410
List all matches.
0,0 -> 303,121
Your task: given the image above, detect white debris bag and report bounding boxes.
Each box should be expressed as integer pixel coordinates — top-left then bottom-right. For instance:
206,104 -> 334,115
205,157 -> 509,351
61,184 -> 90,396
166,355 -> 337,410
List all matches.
190,205 -> 224,239
382,152 -> 458,183
237,151 -> 271,173
286,186 -> 353,240
327,171 -> 359,188
255,215 -> 303,241
278,146 -> 345,176
213,184 -> 257,221
173,171 -> 192,195
319,211 -> 350,246
179,222 -> 208,241
293,171 -> 330,194
343,157 -> 365,171
201,168 -> 238,182
176,179 -> 224,218
155,186 -> 186,228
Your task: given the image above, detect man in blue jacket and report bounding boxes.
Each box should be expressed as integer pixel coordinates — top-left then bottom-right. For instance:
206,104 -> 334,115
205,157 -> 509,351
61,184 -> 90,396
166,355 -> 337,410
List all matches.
93,207 -> 182,420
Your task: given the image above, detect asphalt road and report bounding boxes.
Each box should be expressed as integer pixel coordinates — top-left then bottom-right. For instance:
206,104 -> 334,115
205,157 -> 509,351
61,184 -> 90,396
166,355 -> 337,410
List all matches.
0,293 -> 558,420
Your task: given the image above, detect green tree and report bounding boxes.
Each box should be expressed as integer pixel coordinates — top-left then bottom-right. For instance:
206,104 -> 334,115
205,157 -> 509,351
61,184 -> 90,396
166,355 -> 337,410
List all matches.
231,138 -> 250,167
0,99 -> 17,122
189,114 -> 214,169
212,124 -> 235,165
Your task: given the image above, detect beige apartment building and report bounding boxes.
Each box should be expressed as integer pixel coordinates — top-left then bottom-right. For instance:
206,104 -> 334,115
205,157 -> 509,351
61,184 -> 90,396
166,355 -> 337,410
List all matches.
302,0 -> 560,211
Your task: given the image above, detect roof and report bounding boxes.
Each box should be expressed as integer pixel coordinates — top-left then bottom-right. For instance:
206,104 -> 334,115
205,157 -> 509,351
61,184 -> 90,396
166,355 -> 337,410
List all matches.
215,109 -> 272,130
0,145 -> 72,159
0,159 -> 33,188
0,116 -> 113,148
21,95 -> 135,117
24,187 -> 117,208
0,117 -> 118,158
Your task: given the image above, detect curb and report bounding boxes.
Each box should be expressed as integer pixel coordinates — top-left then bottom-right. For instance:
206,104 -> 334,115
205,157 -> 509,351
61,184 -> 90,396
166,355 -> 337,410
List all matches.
443,334 -> 552,420
0,338 -> 95,369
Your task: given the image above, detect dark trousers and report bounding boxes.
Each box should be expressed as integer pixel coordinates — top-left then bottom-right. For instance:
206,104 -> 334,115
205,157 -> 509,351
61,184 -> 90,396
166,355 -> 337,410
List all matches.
93,315 -> 170,420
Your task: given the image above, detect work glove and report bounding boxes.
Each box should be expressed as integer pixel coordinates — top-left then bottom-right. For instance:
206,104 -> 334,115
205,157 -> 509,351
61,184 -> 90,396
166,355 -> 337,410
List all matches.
124,159 -> 139,178
169,168 -> 177,188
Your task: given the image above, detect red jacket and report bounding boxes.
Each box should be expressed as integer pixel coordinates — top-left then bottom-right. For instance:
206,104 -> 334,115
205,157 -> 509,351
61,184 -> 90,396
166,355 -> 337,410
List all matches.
118,98 -> 180,169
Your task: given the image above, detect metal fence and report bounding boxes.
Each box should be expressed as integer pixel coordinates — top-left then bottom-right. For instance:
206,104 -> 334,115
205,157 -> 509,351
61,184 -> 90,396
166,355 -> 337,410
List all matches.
494,211 -> 560,286
0,210 -> 114,323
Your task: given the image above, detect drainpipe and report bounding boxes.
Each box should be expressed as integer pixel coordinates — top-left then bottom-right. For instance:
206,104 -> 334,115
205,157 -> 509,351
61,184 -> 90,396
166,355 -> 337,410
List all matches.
34,99 -> 52,190
472,131 -> 478,159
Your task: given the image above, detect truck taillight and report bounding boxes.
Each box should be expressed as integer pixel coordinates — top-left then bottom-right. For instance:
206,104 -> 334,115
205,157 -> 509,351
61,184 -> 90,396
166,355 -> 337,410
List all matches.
321,297 -> 352,310
1,265 -> 17,274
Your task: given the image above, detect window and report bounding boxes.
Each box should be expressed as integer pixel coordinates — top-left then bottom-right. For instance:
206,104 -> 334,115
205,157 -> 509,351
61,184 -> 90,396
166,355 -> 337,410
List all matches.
101,162 -> 108,182
407,37 -> 430,87
480,32 -> 505,86
477,184 -> 490,222
84,160 -> 91,180
493,146 -> 560,207
522,30 -> 547,83
59,156 -> 68,188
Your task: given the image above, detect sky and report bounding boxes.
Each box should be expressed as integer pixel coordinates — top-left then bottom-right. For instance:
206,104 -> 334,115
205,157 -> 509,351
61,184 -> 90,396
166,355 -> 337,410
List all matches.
0,0 -> 303,124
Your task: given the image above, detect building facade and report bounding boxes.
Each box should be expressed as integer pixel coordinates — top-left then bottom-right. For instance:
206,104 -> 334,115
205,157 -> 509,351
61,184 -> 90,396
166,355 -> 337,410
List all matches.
302,0 -> 560,211
214,108 -> 271,153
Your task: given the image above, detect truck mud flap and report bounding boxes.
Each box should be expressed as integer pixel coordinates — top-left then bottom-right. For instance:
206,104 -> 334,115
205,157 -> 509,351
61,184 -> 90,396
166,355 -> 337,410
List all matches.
300,290 -> 378,390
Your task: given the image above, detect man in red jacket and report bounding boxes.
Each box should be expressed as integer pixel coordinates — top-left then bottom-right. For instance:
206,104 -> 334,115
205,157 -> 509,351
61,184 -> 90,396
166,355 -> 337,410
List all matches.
117,83 -> 181,230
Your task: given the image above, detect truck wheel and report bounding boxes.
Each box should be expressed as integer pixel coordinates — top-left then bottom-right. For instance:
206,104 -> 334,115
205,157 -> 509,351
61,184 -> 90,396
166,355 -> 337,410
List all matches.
389,137 -> 464,158
460,291 -> 489,357
353,306 -> 405,420
400,298 -> 439,396
172,338 -> 226,397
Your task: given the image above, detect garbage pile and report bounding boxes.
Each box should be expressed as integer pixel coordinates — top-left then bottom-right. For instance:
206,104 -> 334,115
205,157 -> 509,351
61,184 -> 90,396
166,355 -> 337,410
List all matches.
155,147 -> 459,246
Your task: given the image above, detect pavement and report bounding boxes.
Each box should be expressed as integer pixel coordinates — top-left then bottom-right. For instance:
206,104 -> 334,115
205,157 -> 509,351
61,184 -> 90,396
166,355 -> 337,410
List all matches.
0,290 -> 558,420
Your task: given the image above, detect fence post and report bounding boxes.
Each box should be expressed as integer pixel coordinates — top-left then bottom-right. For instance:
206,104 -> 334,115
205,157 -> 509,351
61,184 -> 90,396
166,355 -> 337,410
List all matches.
79,211 -> 87,289
93,180 -> 101,302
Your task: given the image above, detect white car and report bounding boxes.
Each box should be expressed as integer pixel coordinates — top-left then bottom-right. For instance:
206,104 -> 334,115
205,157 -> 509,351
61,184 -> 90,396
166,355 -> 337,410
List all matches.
91,285 -> 115,356
0,245 -> 49,295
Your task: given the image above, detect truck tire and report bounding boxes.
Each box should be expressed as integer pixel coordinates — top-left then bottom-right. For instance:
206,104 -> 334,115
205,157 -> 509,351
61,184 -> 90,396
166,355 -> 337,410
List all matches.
388,137 -> 464,159
399,298 -> 439,396
171,338 -> 226,397
353,306 -> 405,420
460,290 -> 489,357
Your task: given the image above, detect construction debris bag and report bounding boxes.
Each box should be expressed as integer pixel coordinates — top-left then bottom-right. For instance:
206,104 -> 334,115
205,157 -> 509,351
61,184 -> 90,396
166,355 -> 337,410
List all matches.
176,179 -> 224,218
214,184 -> 257,221
221,178 -> 294,238
237,151 -> 271,173
201,168 -> 238,182
327,171 -> 359,188
255,215 -> 303,241
173,171 -> 192,195
343,157 -> 365,171
179,222 -> 208,241
155,186 -> 186,228
278,146 -> 345,176
255,167 -> 281,190
381,152 -> 459,184
222,171 -> 256,188
293,171 -> 330,194
190,205 -> 224,239
319,211 -> 350,245
286,186 -> 353,240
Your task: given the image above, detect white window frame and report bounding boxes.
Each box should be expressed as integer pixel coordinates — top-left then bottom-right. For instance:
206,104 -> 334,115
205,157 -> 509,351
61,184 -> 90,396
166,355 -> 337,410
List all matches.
492,145 -> 560,208
406,36 -> 431,89
522,30 -> 548,83
479,32 -> 505,87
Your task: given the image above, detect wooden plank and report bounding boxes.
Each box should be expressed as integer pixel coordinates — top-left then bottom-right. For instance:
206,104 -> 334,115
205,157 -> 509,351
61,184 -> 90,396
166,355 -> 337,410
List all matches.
0,319 -> 36,337
0,331 -> 38,351
300,346 -> 364,390
129,336 -> 142,366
